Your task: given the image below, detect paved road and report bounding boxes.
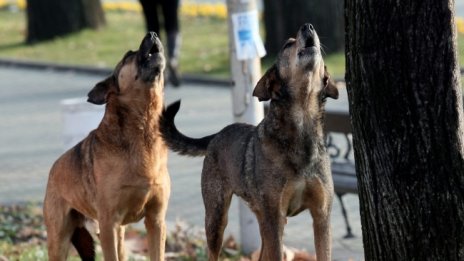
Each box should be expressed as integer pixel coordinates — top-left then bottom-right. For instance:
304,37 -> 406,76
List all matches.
0,66 -> 363,260
457,0 -> 464,16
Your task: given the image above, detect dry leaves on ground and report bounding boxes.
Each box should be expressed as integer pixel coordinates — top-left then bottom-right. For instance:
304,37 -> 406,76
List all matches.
0,203 -> 323,261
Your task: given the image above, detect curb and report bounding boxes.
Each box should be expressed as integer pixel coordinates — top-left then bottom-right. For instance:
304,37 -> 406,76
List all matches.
0,58 -> 233,88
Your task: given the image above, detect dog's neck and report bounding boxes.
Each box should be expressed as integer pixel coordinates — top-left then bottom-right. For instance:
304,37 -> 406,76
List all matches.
268,93 -> 325,133
98,89 -> 164,149
261,95 -> 327,167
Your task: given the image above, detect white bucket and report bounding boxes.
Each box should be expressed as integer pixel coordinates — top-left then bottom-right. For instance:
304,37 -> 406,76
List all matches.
61,98 -> 105,150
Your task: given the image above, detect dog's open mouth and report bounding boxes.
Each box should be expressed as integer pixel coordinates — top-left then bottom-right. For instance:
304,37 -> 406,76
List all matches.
304,36 -> 315,49
298,36 -> 317,56
140,32 -> 161,61
136,32 -> 165,82
298,25 -> 319,57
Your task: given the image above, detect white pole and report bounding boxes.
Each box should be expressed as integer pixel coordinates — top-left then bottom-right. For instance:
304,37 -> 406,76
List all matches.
226,0 -> 264,255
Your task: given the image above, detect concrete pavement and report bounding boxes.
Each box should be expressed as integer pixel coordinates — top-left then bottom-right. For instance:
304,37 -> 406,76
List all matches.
0,66 -> 363,260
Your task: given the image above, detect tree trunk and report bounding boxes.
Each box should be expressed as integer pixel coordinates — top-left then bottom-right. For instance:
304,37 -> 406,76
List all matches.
262,0 -> 285,55
81,0 -> 106,29
26,0 -> 105,43
263,0 -> 343,55
345,0 -> 464,260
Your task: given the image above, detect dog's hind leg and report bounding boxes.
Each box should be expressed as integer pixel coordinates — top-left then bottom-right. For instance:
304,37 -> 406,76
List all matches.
44,193 -> 79,261
71,226 -> 95,261
202,168 -> 233,261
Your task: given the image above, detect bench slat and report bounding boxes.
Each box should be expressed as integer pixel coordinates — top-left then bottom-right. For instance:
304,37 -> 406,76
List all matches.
325,110 -> 357,195
331,162 -> 357,194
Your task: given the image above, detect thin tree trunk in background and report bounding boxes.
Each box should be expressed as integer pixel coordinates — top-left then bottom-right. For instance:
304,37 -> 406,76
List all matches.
262,0 -> 285,55
26,0 -> 105,43
81,0 -> 106,29
345,0 -> 464,260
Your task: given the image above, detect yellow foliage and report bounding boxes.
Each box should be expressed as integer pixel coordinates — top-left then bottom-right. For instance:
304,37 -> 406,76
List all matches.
17,0 -> 25,10
181,2 -> 227,19
2,0 -> 463,28
3,1 -> 228,19
102,1 -> 228,19
102,2 -> 141,12
457,17 -> 464,35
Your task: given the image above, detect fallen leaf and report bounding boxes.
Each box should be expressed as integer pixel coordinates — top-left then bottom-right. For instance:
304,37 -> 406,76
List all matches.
293,251 -> 317,261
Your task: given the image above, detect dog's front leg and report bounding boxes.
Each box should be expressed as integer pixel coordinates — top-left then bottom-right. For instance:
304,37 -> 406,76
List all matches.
256,206 -> 286,261
117,225 -> 126,261
311,210 -> 332,261
145,205 -> 168,261
99,220 -> 120,261
307,178 -> 333,261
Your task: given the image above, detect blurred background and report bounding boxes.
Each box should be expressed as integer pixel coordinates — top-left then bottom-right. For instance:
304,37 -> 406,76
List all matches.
0,0 -> 462,260
0,0 -> 463,78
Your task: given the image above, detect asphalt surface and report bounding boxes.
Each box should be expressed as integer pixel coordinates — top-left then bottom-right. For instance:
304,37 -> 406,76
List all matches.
0,65 -> 363,260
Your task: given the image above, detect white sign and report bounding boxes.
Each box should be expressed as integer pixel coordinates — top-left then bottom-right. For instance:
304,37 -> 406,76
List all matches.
231,10 -> 266,60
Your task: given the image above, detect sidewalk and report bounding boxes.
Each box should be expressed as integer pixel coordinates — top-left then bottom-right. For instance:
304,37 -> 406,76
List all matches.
0,65 -> 364,260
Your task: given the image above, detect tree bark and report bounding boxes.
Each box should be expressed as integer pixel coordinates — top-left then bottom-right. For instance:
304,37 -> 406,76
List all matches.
263,0 -> 344,55
26,0 -> 105,43
345,0 -> 464,260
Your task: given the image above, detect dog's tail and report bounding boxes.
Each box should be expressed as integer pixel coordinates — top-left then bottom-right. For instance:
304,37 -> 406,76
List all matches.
71,227 -> 95,261
160,100 -> 216,157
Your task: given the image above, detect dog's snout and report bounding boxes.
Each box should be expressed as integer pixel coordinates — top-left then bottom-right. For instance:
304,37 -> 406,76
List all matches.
149,31 -> 158,42
302,23 -> 314,33
307,24 -> 314,32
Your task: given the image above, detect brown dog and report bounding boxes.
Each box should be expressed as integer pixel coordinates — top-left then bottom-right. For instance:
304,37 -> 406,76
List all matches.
44,32 -> 169,261
160,24 -> 338,261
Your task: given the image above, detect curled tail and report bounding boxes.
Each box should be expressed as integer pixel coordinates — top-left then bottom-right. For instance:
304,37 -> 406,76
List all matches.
160,100 -> 216,156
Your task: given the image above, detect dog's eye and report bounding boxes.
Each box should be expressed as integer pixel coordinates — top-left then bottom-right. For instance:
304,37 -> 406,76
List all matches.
283,42 -> 294,49
122,51 -> 135,64
323,75 -> 329,86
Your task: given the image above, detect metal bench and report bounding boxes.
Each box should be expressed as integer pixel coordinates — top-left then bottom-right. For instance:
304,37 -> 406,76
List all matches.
324,110 -> 357,238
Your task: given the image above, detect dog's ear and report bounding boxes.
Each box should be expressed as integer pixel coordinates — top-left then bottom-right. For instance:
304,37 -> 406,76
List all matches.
253,65 -> 282,102
87,76 -> 117,105
322,67 -> 339,100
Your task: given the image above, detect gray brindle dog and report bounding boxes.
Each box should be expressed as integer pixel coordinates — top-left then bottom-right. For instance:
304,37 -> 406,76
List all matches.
160,23 -> 339,261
